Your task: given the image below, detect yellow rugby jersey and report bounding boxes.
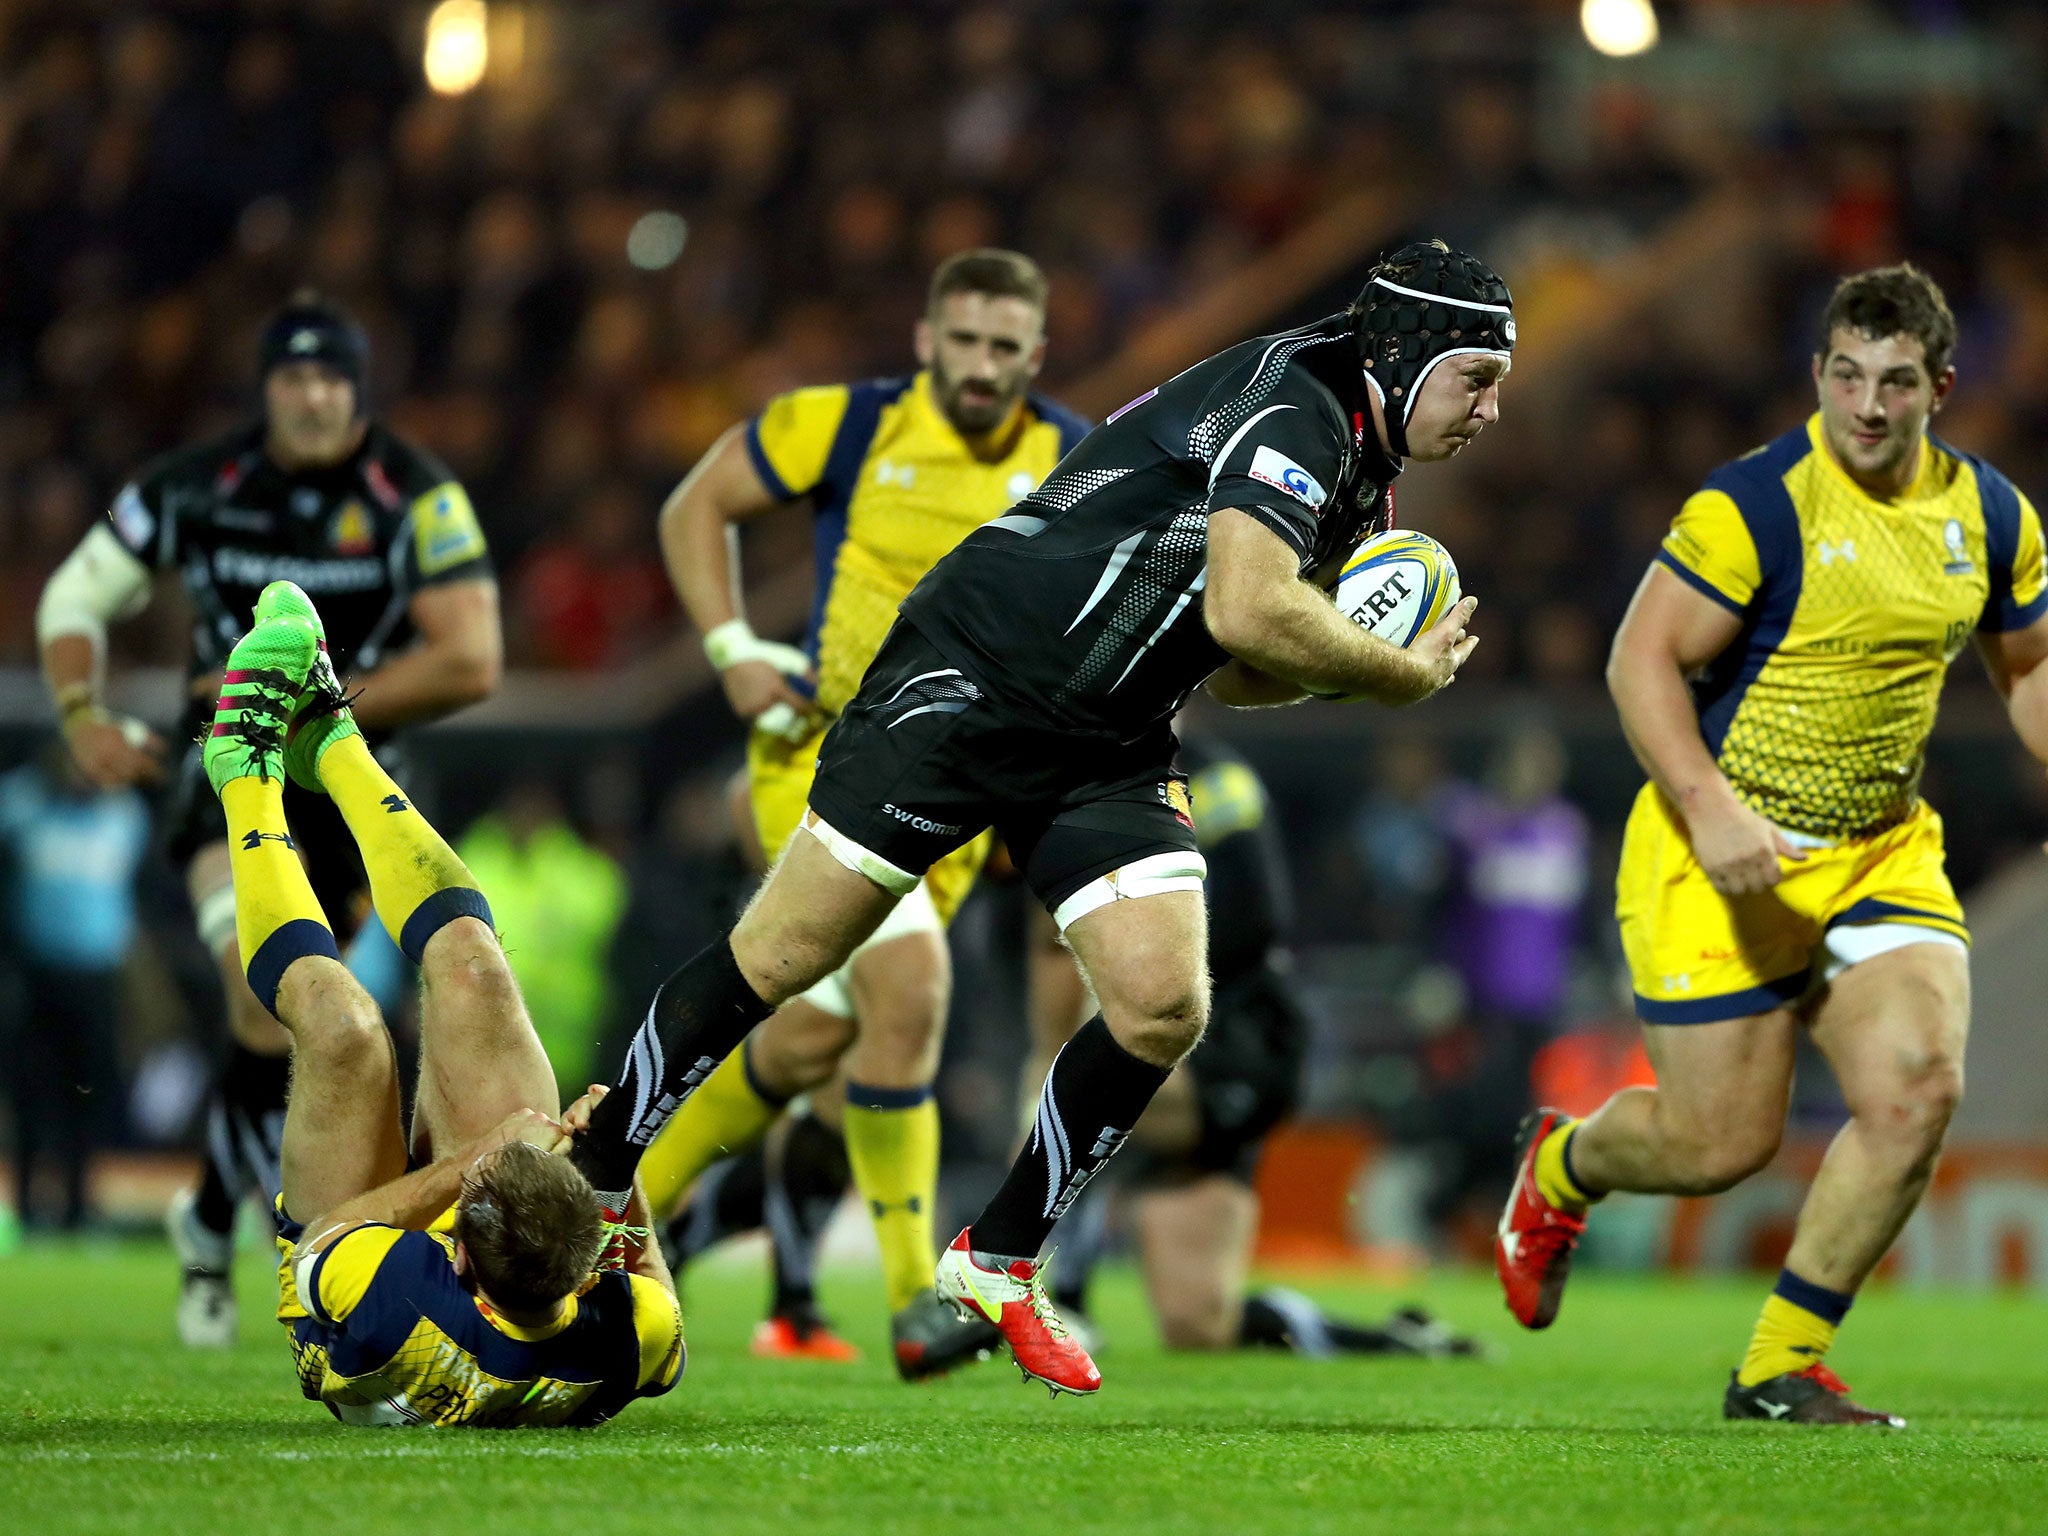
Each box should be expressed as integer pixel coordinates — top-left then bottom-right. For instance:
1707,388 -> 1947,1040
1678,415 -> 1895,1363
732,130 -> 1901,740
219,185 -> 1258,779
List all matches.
745,371 -> 1089,717
277,1222 -> 683,1428
1658,414 -> 2047,839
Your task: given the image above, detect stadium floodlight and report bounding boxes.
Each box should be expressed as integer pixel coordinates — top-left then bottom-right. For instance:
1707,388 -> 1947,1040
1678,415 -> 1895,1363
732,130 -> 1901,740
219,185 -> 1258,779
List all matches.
1581,0 -> 1658,58
424,0 -> 489,95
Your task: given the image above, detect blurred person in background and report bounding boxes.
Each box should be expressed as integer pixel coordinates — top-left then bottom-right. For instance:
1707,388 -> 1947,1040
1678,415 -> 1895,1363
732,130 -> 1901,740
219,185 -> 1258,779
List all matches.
34,295 -> 500,1343
1499,264 -> 2048,1427
0,739 -> 149,1232
456,779 -> 627,1100
1424,718 -> 1588,1226
638,249 -> 1087,1377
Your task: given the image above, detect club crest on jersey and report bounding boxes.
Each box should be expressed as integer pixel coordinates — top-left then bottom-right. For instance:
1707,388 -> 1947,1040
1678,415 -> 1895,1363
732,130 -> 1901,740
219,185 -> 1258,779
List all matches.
1943,517 -> 1973,575
1247,445 -> 1326,509
330,499 -> 375,555
1159,779 -> 1195,830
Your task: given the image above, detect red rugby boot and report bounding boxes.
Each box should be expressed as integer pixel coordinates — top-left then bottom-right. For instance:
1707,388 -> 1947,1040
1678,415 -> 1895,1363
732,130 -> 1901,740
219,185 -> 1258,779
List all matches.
1495,1108 -> 1587,1330
934,1228 -> 1101,1396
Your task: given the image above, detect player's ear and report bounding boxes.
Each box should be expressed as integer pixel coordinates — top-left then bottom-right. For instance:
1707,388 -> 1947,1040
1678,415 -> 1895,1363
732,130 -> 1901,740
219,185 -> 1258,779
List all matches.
1930,365 -> 1956,411
451,1240 -> 470,1279
914,317 -> 935,368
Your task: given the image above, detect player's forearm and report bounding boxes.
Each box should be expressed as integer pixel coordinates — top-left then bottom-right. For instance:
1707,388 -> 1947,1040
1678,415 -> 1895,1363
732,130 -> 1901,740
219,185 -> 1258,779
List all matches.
1607,641 -> 1741,826
314,1154 -> 471,1236
39,632 -> 99,713
1207,576 -> 1431,703
348,637 -> 499,730
661,476 -> 746,636
2002,662 -> 2048,766
1205,658 -> 1310,708
620,1175 -> 675,1295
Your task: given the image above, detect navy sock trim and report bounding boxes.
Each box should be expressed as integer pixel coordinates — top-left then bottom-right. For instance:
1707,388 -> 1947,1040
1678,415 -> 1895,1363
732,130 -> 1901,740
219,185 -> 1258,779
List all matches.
845,1079 -> 933,1111
740,1038 -> 791,1109
397,887 -> 494,965
247,919 -> 341,1016
1560,1122 -> 1598,1199
1774,1266 -> 1853,1325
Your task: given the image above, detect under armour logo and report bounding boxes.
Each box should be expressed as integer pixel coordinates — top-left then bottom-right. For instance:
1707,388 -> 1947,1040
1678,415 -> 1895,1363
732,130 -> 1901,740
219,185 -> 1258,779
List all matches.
869,1196 -> 924,1218
874,459 -> 916,487
1817,539 -> 1857,566
381,793 -> 410,814
242,829 -> 295,851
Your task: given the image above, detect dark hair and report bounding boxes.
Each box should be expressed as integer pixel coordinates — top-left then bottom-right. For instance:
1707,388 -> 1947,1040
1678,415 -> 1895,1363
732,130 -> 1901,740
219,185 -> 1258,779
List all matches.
453,1141 -> 605,1313
1820,263 -> 1957,377
928,248 -> 1048,316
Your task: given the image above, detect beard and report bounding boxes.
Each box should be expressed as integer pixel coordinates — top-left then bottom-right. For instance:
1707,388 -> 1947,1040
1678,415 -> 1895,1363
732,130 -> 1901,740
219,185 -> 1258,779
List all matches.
932,364 -> 1020,435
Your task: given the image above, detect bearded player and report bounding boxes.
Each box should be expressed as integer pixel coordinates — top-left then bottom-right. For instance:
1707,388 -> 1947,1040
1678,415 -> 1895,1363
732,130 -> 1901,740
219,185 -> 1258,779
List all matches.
567,240 -> 1506,1396
204,582 -> 678,1426
1497,264 -> 2048,1426
644,249 -> 1085,1375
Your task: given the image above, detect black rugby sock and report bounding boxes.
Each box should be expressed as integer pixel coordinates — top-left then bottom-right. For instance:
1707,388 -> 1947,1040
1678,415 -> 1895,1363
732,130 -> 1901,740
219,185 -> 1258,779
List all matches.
573,935 -> 775,1213
767,1111 -> 852,1316
197,1044 -> 292,1235
970,1016 -> 1169,1260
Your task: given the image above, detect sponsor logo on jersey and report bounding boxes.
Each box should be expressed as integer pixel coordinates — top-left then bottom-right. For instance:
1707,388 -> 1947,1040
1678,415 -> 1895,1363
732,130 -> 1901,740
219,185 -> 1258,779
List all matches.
883,803 -> 962,837
413,483 -> 486,575
330,499 -> 375,555
874,459 -> 916,488
110,484 -> 153,549
212,546 -> 386,593
1943,517 -> 1973,575
1247,445 -> 1327,509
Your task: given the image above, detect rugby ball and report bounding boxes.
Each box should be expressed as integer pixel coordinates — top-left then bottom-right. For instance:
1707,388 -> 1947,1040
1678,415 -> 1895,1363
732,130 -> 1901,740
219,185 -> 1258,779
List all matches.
1332,530 -> 1460,648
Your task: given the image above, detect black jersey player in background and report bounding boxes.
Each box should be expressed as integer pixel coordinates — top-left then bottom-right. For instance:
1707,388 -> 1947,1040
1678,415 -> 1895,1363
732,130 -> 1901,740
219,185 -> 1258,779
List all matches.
566,240 -> 1511,1396
35,295 -> 501,1346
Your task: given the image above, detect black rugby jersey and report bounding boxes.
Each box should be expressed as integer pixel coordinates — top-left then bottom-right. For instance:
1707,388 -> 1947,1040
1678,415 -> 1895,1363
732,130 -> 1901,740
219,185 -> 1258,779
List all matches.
108,421 -> 491,687
897,312 -> 1397,742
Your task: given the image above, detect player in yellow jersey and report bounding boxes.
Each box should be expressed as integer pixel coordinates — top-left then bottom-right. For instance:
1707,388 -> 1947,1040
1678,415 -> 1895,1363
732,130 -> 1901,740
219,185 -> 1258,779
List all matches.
203,582 -> 680,1427
651,249 -> 1087,1376
1497,264 -> 2048,1425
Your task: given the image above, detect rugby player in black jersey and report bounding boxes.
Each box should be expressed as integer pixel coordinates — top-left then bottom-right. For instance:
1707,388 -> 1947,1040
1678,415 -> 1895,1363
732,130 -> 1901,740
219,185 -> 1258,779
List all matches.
568,240 -> 1511,1394
35,296 -> 501,1346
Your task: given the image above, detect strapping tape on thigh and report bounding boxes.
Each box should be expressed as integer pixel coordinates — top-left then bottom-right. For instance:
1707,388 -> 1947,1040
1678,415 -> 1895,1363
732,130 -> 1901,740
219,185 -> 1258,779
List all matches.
802,812 -> 920,897
1053,850 -> 1208,932
195,881 -> 240,956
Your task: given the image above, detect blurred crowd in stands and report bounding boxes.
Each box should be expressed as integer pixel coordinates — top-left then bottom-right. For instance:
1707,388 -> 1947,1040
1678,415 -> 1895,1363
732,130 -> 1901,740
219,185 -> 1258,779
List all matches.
0,1 -> 2043,679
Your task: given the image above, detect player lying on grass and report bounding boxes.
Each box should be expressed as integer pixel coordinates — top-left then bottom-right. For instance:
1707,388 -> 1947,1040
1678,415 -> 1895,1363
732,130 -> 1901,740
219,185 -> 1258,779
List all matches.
1497,263 -> 2048,1427
567,240 -> 1509,1396
206,582 -> 680,1427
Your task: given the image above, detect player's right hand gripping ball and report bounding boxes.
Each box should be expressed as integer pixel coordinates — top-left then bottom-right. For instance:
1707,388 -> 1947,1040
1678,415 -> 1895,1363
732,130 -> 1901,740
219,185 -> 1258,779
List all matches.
1322,531 -> 1462,702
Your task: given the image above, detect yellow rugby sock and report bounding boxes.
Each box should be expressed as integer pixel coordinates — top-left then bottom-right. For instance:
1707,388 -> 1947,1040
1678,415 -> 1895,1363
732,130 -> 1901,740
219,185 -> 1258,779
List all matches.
317,733 -> 491,962
221,777 -> 340,1016
637,1043 -> 783,1216
1535,1118 -> 1594,1211
843,1083 -> 940,1312
1738,1268 -> 1850,1386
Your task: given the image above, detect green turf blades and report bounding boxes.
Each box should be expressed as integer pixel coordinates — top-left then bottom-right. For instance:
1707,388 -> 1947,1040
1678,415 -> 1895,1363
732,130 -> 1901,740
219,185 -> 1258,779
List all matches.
202,607 -> 320,796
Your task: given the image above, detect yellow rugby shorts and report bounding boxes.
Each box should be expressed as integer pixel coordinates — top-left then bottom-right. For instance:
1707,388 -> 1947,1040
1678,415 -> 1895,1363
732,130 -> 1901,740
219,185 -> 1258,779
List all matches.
747,722 -> 989,924
1616,783 -> 1967,1024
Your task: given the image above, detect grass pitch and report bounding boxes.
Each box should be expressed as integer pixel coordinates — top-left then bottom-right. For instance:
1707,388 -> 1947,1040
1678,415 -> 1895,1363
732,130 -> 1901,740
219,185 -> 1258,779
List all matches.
3,1242 -> 2047,1536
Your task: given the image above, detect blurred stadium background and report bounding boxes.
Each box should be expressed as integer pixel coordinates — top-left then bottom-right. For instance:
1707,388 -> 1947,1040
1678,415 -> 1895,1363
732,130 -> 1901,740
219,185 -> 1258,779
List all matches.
3,0 -> 2048,1292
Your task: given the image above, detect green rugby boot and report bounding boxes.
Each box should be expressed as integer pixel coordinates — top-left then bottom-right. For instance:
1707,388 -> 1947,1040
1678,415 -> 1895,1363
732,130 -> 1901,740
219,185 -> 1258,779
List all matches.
202,592 -> 321,796
254,582 -> 362,794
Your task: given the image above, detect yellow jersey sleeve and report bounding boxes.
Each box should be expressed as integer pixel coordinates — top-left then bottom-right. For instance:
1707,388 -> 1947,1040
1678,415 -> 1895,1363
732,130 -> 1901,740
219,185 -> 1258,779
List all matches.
1657,488 -> 1762,613
297,1224 -> 407,1326
746,385 -> 852,501
628,1274 -> 685,1393
1988,485 -> 2048,631
1189,759 -> 1267,847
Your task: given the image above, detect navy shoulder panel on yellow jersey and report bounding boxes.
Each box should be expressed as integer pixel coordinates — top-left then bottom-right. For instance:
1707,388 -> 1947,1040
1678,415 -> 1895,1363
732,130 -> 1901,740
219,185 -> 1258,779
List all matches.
1947,440 -> 2047,632
1693,424 -> 1810,756
802,376 -> 915,666
1028,392 -> 1092,458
